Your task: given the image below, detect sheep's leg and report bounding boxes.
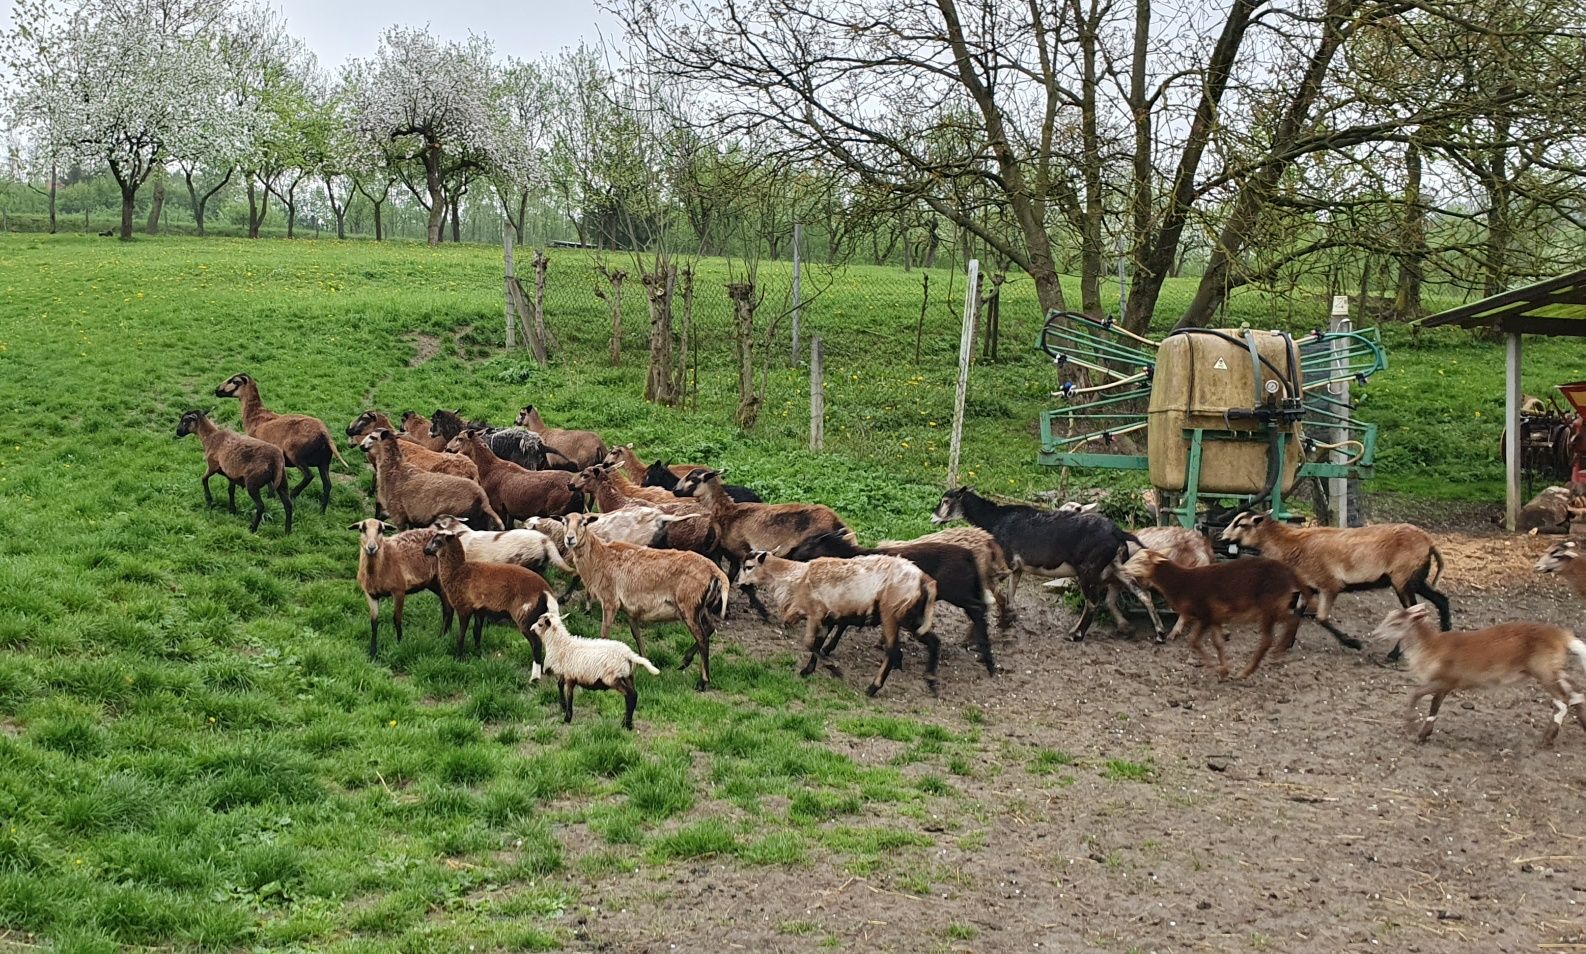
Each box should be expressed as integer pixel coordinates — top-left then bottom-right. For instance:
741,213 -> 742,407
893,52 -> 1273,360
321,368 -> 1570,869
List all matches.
437,595 -> 453,641
1559,674 -> 1586,734
1103,582 -> 1131,636
365,594 -> 381,660
390,590 -> 405,646
744,585 -> 772,622
694,636 -> 711,691
626,616 -> 645,654
680,616 -> 711,691
1066,577 -> 1103,641
1120,575 -> 1167,641
1415,580 -> 1453,631
246,485 -> 267,533
1274,609 -> 1302,659
278,478 -> 293,534
561,679 -> 575,724
227,480 -> 238,513
916,627 -> 942,697
1417,689 -> 1449,742
819,623 -> 847,657
1540,675 -> 1573,746
1208,625 -> 1230,681
317,461 -> 332,514
966,600 -> 995,675
201,468 -> 218,507
290,464 -> 314,499
799,618 -> 824,677
619,677 -> 638,730
1237,619 -> 1277,680
1305,589 -> 1364,651
472,614 -> 485,655
454,612 -> 471,659
866,619 -> 902,697
598,604 -> 616,640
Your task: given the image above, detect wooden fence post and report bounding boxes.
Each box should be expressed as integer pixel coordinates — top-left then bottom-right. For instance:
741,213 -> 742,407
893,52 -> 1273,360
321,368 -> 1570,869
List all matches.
809,335 -> 824,451
530,249 -> 550,365
503,222 -> 517,349
946,260 -> 980,488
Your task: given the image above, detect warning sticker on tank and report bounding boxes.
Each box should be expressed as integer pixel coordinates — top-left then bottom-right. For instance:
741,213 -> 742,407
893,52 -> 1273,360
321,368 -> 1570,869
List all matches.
1213,357 -> 1228,370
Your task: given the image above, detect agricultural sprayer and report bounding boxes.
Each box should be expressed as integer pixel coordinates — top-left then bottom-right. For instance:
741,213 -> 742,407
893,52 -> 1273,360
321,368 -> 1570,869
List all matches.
1036,311 -> 1387,529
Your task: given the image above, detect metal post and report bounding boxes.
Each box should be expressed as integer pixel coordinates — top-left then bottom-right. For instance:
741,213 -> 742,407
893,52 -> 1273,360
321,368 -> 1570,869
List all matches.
790,223 -> 803,364
1505,331 -> 1522,531
1329,296 -> 1351,527
946,259 -> 980,487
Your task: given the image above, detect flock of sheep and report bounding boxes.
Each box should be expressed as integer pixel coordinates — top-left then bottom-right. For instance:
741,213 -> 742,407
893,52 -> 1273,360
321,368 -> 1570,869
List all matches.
175,373 -> 1586,742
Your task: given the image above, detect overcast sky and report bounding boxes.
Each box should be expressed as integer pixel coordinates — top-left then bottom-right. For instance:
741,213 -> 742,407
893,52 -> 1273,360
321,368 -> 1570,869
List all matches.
0,0 -> 623,68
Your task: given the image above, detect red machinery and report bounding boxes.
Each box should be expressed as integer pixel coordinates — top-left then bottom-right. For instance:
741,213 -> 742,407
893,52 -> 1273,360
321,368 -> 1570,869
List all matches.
1558,382 -> 1586,484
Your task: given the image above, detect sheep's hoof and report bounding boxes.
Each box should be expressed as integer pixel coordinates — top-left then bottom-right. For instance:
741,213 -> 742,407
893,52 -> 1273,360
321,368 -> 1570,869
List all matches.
926,678 -> 940,698
865,683 -> 881,697
1067,631 -> 1086,643
1339,636 -> 1364,651
1113,626 -> 1135,640
1152,631 -> 1167,644
694,680 -> 708,692
823,661 -> 844,678
1216,669 -> 1230,681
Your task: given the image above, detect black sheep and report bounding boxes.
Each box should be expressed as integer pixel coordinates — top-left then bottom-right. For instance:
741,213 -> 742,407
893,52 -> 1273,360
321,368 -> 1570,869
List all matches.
932,486 -> 1163,641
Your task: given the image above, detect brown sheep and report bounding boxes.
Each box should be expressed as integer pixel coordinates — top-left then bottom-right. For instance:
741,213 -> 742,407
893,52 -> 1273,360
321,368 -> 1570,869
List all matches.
568,464 -> 717,557
1133,551 -> 1308,680
1372,604 -> 1586,745
606,443 -> 694,482
350,520 -> 451,658
424,527 -> 556,672
671,468 -> 849,577
360,430 -> 502,531
1536,541 -> 1586,603
878,527 -> 1013,628
399,411 -> 448,452
348,411 -> 479,481
445,429 -> 583,526
175,409 -> 293,533
514,404 -> 608,471
1221,511 -> 1449,650
213,373 -> 344,513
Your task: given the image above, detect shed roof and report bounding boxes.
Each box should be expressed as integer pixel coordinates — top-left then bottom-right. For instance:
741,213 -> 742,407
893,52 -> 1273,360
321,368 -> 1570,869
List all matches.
1420,267 -> 1586,335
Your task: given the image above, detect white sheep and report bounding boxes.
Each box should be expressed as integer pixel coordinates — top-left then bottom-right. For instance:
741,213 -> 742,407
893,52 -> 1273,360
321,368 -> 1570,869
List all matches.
529,612 -> 661,730
430,514 -> 573,575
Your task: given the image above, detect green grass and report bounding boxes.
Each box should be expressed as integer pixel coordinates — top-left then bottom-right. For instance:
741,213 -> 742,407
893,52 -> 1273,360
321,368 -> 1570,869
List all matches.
0,232 -> 1539,947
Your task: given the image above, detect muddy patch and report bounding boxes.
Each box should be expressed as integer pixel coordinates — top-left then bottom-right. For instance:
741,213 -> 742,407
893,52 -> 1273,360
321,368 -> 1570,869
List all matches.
407,332 -> 442,368
551,527 -> 1586,953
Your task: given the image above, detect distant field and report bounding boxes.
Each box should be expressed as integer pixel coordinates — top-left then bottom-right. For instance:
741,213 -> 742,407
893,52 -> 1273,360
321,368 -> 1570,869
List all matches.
0,233 -> 1574,949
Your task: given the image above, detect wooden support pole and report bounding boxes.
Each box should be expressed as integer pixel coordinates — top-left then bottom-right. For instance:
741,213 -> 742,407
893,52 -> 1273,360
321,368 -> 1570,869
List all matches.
503,222 -> 517,349
791,222 -> 803,364
809,335 -> 824,451
1505,331 -> 1522,532
946,260 -> 980,488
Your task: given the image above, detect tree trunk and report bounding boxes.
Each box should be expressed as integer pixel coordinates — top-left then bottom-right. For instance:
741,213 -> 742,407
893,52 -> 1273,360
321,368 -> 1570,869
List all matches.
449,196 -> 461,242
1075,0 -> 1105,318
1123,0 -> 1259,331
423,146 -> 446,245
643,265 -> 680,406
184,169 -> 203,236
1394,139 -> 1425,321
728,281 -> 760,429
47,160 -> 57,234
246,177 -> 266,239
597,267 -> 627,365
373,200 -> 384,241
107,157 -> 145,240
145,169 -> 165,235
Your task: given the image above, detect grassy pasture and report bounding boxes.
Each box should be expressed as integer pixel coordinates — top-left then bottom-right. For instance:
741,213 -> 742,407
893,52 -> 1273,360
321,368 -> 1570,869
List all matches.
0,233 -> 1576,949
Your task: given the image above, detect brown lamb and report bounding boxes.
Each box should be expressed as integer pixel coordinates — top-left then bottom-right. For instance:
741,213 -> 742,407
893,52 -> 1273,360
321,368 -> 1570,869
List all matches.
1372,604 -> 1586,746
350,520 -> 451,659
399,411 -> 449,451
1133,551 -> 1308,681
424,527 -> 556,673
175,409 -> 293,533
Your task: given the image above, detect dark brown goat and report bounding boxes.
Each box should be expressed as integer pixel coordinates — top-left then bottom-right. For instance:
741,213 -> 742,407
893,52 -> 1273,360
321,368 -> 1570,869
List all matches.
1133,551 -> 1309,680
446,430 -> 583,525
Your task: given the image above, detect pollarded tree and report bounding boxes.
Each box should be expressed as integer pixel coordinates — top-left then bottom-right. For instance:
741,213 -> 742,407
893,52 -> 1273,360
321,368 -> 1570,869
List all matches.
4,0 -> 233,240
349,27 -> 498,246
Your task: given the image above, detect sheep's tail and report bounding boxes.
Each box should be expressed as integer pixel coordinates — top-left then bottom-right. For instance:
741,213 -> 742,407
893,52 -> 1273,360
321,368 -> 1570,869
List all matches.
709,575 -> 728,617
916,577 -> 937,634
1120,532 -> 1145,559
546,545 -> 574,574
1427,546 -> 1445,587
330,440 -> 349,469
1568,635 -> 1586,679
631,650 -> 661,676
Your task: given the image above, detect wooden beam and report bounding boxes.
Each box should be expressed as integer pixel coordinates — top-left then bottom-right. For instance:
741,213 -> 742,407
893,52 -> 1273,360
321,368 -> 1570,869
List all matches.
1505,332 -> 1522,532
1495,314 -> 1586,336
1422,267 -> 1586,327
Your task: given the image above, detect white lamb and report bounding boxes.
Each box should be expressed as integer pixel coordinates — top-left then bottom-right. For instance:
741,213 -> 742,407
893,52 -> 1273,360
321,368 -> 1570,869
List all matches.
529,612 -> 661,730
431,514 -> 573,575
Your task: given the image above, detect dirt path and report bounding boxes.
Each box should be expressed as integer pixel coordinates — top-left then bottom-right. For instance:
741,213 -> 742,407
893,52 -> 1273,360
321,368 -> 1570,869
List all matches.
563,530 -> 1586,953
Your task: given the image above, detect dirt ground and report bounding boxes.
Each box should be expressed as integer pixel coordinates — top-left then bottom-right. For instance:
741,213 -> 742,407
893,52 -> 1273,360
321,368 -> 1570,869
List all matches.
561,528 -> 1586,953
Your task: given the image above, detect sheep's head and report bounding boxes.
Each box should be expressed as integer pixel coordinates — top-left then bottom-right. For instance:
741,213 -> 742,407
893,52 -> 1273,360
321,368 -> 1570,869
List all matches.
568,466 -> 603,494
672,468 -> 719,499
736,550 -> 772,587
1370,604 -> 1433,645
422,526 -> 462,556
429,408 -> 466,439
430,514 -> 468,534
528,611 -> 569,643
1221,511 -> 1275,549
358,428 -> 396,453
1537,540 -> 1581,574
175,409 -> 207,438
514,404 -> 538,427
1055,500 -> 1099,516
932,487 -> 971,525
349,518 -> 394,556
213,373 -> 252,398
347,410 -> 383,440
563,512 -> 599,550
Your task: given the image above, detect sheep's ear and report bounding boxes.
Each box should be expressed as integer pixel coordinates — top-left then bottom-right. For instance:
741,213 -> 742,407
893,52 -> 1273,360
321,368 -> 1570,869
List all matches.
347,522 -> 364,531
1249,514 -> 1266,525
380,521 -> 395,532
